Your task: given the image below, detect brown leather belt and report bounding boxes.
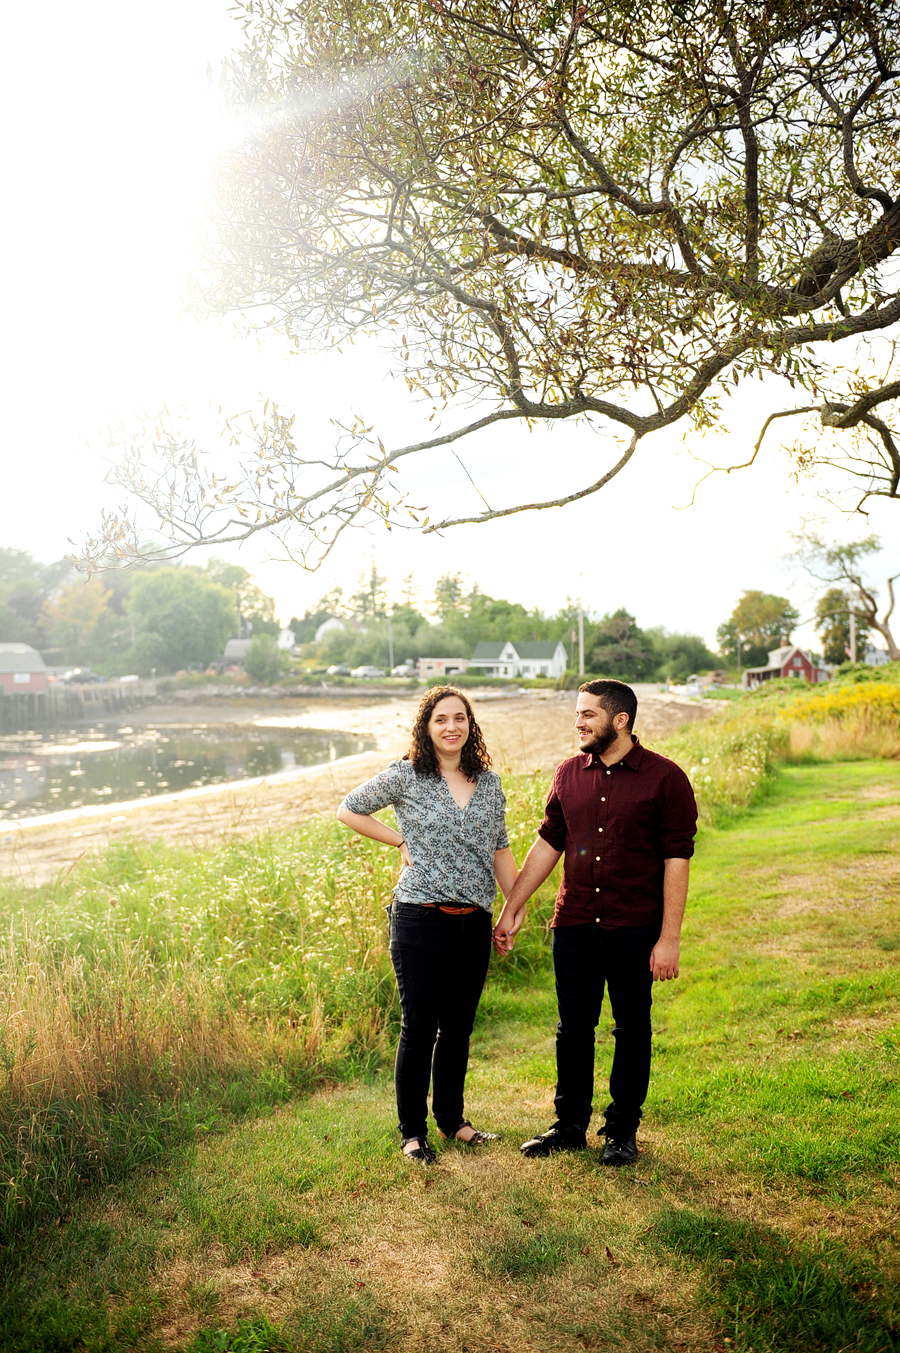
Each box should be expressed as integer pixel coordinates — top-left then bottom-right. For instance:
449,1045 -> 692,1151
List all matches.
423,903 -> 480,915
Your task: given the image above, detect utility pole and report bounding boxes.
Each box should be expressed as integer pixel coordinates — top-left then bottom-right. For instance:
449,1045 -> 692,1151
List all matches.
387,611 -> 394,672
736,633 -> 742,684
578,574 -> 585,676
849,609 -> 857,663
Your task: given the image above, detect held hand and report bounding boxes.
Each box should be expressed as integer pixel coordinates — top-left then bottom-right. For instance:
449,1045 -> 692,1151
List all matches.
492,908 -> 524,956
649,937 -> 680,982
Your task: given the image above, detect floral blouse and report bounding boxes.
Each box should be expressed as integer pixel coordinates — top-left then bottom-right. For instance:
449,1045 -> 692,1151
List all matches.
341,759 -> 510,913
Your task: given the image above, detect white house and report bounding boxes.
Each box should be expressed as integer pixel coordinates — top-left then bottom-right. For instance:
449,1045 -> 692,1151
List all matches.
864,642 -> 890,666
223,639 -> 253,665
470,640 -> 568,679
315,617 -> 345,642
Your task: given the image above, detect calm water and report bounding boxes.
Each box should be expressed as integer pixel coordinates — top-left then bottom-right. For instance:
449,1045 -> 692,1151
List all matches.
0,724 -> 375,819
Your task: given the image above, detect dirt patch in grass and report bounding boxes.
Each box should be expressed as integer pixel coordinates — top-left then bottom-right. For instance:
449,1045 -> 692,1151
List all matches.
856,783 -> 900,800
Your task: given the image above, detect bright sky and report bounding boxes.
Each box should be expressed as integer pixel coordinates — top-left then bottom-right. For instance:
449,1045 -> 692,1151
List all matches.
3,0 -> 897,653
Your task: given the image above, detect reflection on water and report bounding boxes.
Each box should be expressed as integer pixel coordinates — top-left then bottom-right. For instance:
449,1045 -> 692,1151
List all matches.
0,724 -> 375,819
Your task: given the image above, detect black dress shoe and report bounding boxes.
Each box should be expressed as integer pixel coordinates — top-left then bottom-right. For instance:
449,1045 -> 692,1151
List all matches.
601,1132 -> 638,1166
520,1125 -> 587,1157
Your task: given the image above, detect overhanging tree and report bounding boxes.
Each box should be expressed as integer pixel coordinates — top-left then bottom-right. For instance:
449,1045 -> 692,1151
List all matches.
84,0 -> 900,572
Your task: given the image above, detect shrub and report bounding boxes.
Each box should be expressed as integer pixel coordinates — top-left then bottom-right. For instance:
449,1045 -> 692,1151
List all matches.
656,710 -> 789,824
243,636 -> 289,685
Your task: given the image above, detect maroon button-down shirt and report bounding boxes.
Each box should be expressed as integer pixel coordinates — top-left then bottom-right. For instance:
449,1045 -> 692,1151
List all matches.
538,736 -> 697,929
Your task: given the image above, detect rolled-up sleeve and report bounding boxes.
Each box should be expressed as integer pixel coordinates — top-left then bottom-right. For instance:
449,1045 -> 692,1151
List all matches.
537,772 -> 567,852
658,766 -> 698,859
341,762 -> 406,815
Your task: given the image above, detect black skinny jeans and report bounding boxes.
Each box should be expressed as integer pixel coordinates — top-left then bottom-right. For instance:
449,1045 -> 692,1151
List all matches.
551,921 -> 659,1139
389,902 -> 492,1141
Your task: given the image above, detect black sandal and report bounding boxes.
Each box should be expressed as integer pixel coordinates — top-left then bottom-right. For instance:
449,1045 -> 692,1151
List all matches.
437,1119 -> 500,1145
401,1136 -> 437,1164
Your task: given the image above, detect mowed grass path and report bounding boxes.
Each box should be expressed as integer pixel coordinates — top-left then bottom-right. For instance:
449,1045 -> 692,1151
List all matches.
5,762 -> 900,1353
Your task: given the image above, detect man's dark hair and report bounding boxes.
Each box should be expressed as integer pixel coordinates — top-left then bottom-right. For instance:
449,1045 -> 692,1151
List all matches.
578,679 -> 638,732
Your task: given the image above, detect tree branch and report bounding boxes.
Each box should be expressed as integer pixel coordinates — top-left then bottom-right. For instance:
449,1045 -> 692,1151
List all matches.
423,431 -> 641,531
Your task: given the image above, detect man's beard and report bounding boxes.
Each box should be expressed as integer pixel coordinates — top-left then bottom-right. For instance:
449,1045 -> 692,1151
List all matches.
581,717 -> 618,757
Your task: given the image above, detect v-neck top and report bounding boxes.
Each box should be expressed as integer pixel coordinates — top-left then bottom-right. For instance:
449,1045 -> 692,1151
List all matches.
341,759 -> 510,913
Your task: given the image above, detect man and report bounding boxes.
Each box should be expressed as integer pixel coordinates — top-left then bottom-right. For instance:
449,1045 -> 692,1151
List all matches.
493,680 -> 697,1165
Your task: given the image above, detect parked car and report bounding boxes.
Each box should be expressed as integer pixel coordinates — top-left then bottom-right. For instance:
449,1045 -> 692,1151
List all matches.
391,664 -> 417,678
59,668 -> 100,684
350,665 -> 386,678
326,665 -> 351,676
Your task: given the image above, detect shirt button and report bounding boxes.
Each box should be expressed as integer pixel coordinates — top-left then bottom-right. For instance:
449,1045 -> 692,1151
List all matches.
601,797 -> 606,802
595,917 -> 600,924
606,770 -> 611,776
598,827 -> 603,832
595,887 -> 600,893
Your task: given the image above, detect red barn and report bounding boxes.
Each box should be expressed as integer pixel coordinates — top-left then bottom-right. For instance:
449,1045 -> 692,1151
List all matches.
0,643 -> 48,694
742,644 -> 830,689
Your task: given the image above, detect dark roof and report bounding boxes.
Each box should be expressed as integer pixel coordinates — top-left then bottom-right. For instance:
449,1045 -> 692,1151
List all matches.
512,641 -> 567,660
0,643 -> 47,674
471,642 -> 508,660
470,640 -> 566,662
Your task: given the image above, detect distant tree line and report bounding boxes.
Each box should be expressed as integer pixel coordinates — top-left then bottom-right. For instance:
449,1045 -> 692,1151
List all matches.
290,563 -> 720,681
717,585 -> 871,669
0,550 -> 279,676
3,545 -> 866,682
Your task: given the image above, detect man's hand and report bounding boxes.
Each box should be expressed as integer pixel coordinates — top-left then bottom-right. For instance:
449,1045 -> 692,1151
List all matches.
649,936 -> 680,981
491,837 -> 561,957
492,907 -> 524,956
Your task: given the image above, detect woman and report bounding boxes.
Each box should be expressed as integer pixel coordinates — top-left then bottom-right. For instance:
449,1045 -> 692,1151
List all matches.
337,686 -> 517,1163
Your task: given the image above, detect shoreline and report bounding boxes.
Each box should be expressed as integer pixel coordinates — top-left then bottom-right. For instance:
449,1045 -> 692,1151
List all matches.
0,690 -> 714,889
0,747 -> 385,835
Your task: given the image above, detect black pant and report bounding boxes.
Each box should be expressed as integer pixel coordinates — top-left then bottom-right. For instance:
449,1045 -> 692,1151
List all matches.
551,921 -> 659,1138
389,902 -> 492,1140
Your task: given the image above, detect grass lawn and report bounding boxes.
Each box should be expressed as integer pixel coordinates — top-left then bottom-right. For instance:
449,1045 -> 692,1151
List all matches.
3,761 -> 899,1352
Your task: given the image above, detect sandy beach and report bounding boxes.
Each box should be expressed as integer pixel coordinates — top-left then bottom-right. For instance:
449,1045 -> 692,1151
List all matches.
0,688 -> 714,888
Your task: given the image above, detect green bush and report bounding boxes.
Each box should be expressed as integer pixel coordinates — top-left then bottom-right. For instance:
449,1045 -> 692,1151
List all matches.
243,636 -> 289,686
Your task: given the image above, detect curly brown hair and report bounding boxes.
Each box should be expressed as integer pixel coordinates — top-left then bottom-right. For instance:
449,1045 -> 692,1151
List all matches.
404,686 -> 491,779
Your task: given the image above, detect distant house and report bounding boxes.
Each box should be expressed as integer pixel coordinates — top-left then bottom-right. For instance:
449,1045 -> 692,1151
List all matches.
470,640 -> 568,679
417,657 -> 470,680
742,644 -> 830,689
315,617 -> 345,642
223,639 -> 253,665
864,643 -> 890,666
0,643 -> 48,694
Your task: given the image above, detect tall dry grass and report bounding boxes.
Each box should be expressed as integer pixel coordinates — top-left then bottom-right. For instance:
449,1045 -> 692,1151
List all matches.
0,773 -> 552,1239
781,681 -> 900,761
